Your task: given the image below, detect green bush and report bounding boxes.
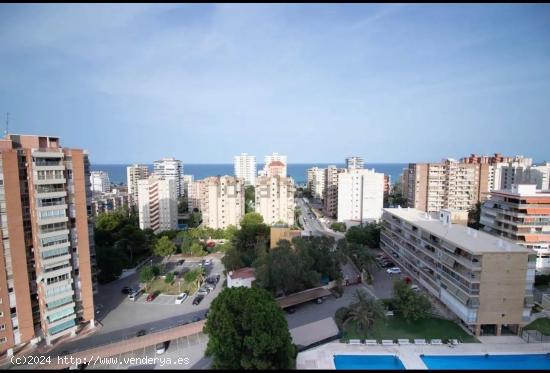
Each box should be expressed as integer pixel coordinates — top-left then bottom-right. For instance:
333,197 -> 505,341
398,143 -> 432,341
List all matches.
152,265 -> 161,277
165,272 -> 175,284
335,307 -> 350,330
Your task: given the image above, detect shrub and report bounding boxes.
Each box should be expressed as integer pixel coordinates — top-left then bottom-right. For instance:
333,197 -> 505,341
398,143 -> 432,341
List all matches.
335,307 -> 350,330
165,272 -> 175,284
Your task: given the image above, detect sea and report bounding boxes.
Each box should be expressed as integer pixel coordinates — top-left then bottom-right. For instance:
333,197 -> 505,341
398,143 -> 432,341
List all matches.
91,163 -> 408,187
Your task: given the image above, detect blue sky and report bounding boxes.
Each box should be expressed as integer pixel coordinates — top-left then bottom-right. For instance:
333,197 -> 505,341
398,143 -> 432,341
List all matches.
0,4 -> 549,164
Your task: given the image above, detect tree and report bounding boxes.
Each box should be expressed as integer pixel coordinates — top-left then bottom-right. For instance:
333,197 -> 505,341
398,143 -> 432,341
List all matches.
204,287 -> 297,369
345,223 -> 381,248
331,222 -> 347,232
96,246 -> 127,283
190,241 -> 206,257
244,186 -> 255,214
468,202 -> 482,230
393,280 -> 432,322
222,247 -> 245,271
139,266 -> 155,284
154,236 -> 177,257
240,212 -> 264,227
165,272 -> 175,284
343,289 -> 385,335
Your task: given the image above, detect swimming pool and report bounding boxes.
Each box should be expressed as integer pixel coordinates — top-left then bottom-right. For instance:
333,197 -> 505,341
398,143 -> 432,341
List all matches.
421,354 -> 550,370
334,355 -> 405,370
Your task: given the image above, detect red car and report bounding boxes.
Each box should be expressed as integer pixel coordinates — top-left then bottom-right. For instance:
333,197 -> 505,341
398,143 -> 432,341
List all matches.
146,292 -> 159,302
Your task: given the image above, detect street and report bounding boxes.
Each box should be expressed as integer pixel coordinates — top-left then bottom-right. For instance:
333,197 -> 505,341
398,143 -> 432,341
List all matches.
296,198 -> 345,240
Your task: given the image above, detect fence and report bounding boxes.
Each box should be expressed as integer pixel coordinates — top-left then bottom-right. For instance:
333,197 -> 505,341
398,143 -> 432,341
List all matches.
522,329 -> 550,343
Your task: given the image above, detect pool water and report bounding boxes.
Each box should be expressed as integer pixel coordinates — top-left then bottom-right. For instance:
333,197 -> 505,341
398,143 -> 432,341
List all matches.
421,354 -> 550,370
334,355 -> 405,370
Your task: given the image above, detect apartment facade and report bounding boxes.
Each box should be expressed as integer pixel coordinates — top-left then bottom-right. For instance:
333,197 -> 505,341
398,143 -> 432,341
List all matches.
89,171 -> 110,194
200,176 -> 245,229
380,207 -> 535,336
181,174 -> 194,198
345,156 -> 364,170
137,175 -> 177,233
126,164 -> 149,205
153,158 -> 184,198
406,159 -> 489,213
337,169 -> 384,224
323,165 -> 346,218
91,192 -> 130,217
187,179 -> 205,212
481,184 -> 550,270
255,175 -> 295,226
0,134 -> 97,354
306,167 -> 325,200
233,153 -> 256,186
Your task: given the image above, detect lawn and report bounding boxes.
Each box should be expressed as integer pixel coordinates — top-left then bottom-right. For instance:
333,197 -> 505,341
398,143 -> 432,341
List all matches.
523,318 -> 550,335
146,276 -> 199,295
342,316 -> 478,343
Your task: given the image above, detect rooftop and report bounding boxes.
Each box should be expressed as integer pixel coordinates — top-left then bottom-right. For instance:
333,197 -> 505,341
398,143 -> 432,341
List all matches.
229,267 -> 256,280
491,184 -> 550,197
383,207 -> 534,254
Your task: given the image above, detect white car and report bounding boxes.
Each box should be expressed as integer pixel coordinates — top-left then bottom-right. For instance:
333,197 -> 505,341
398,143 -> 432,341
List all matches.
175,292 -> 188,304
155,342 -> 166,355
386,267 -> 401,275
203,259 -> 212,266
410,285 -> 420,292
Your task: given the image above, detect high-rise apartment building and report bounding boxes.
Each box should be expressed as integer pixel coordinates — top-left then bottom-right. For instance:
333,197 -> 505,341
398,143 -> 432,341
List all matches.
262,153 -> 287,177
181,175 -> 194,198
345,156 -> 364,170
153,158 -> 184,198
337,169 -> 384,224
233,153 -> 256,185
306,167 -> 325,200
323,165 -> 346,218
380,207 -> 535,336
200,176 -> 245,229
481,184 -> 550,270
187,179 -> 205,212
0,134 -> 96,354
495,159 -> 550,191
137,175 -> 177,233
126,164 -> 149,205
255,175 -> 295,226
91,192 -> 130,217
406,159 -> 489,213
89,171 -> 110,194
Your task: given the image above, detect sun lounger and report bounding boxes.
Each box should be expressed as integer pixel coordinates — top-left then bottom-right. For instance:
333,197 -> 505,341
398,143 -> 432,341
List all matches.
430,339 -> 443,345
398,339 -> 411,345
348,339 -> 361,345
365,340 -> 378,346
414,339 -> 427,345
382,339 -> 396,346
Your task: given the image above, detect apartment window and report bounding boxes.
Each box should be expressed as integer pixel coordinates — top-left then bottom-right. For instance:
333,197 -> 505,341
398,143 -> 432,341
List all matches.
0,324 -> 4,331
0,337 -> 6,344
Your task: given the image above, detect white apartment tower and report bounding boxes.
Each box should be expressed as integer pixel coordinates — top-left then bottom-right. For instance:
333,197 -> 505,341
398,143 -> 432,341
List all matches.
137,175 -> 178,233
337,168 -> 384,224
153,157 -> 184,197
126,164 -> 149,205
346,156 -> 364,170
255,175 -> 296,226
307,167 -> 326,200
201,176 -> 245,229
234,153 -> 256,185
90,171 -> 111,194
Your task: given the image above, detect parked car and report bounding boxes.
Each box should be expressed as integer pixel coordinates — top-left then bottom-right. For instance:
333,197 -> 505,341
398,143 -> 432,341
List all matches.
155,342 -> 167,355
383,262 -> 395,268
206,275 -> 220,284
128,289 -> 142,301
205,283 -> 215,291
197,287 -> 209,296
387,267 -> 402,275
203,259 -> 212,266
315,297 -> 323,304
121,286 -> 133,294
175,292 -> 188,304
285,306 -> 297,314
146,292 -> 159,302
410,285 -> 420,292
177,259 -> 185,265
193,295 -> 204,305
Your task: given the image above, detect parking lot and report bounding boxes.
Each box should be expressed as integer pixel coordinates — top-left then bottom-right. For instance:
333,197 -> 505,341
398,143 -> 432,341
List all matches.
88,332 -> 211,370
45,256 -> 225,357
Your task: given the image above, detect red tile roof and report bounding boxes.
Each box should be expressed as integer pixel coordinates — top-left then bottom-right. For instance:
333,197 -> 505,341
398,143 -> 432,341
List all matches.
230,267 -> 256,280
269,160 -> 285,167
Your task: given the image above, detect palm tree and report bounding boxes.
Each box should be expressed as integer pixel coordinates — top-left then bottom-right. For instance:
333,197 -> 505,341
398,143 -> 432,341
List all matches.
344,289 -> 385,337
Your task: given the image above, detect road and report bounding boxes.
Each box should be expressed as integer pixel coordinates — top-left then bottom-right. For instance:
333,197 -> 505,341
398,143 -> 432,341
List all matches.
296,198 -> 344,240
